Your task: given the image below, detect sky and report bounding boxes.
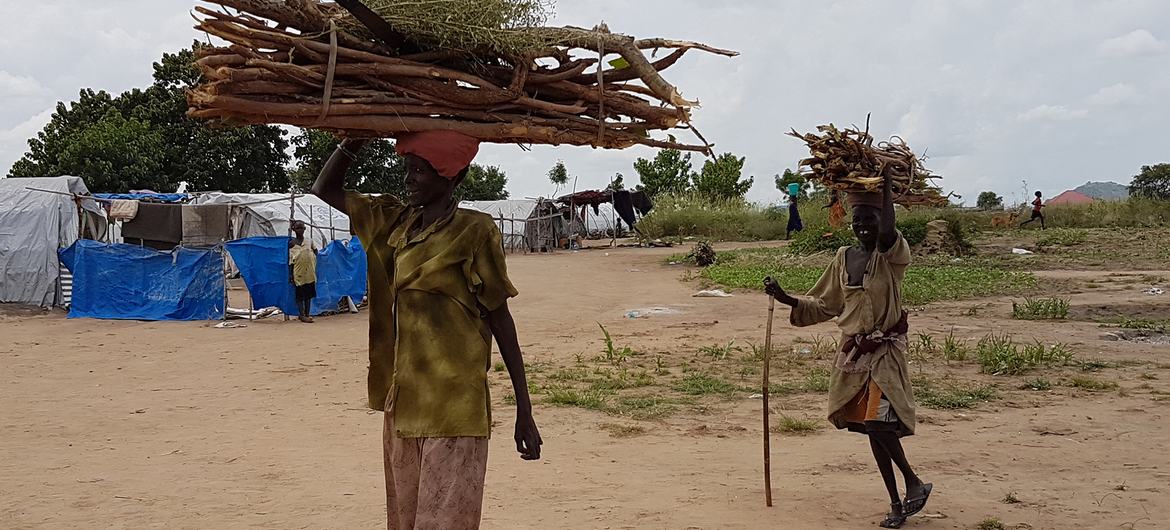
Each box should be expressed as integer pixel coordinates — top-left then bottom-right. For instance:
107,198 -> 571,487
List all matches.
1,0 -> 1167,206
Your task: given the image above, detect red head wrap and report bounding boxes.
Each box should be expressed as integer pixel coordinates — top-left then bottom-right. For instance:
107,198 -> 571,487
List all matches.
846,191 -> 883,209
395,130 -> 480,179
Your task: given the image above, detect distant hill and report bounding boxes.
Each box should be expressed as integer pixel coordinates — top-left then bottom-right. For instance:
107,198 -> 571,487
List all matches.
1074,181 -> 1129,200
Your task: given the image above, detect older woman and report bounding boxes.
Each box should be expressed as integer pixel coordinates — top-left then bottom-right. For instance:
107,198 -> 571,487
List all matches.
765,174 -> 931,528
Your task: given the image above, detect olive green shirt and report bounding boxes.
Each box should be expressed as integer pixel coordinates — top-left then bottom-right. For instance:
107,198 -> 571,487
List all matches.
347,191 -> 518,438
789,234 -> 918,436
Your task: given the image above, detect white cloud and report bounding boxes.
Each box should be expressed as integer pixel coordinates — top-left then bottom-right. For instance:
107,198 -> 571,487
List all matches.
0,108 -> 55,176
1017,105 -> 1089,122
0,71 -> 48,98
1087,83 -> 1140,106
1098,29 -> 1167,57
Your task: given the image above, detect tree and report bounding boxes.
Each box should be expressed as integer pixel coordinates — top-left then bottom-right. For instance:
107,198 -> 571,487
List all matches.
1129,163 -> 1170,200
289,129 -> 405,196
774,168 -> 809,199
458,165 -> 509,201
976,191 -> 1004,210
9,43 -> 289,193
547,160 -> 569,195
633,148 -> 693,198
693,153 -> 754,201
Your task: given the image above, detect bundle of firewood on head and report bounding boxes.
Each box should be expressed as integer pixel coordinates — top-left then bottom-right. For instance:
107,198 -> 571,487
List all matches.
187,0 -> 738,154
787,120 -> 954,208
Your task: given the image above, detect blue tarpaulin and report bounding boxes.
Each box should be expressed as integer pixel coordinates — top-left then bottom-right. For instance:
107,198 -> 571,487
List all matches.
59,240 -> 225,320
93,192 -> 189,203
225,236 -> 366,316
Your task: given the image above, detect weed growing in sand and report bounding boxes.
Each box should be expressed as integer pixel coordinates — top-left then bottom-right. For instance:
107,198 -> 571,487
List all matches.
493,361 -> 506,372
597,323 -> 633,366
772,415 -> 821,435
1012,297 -> 1070,320
672,373 -> 742,396
654,356 -> 669,375
1067,377 -> 1119,392
1021,378 -> 1052,391
1116,317 -> 1169,333
502,393 -> 516,405
943,331 -> 970,362
544,386 -> 611,410
914,379 -> 997,409
700,339 -> 742,361
1139,373 -> 1158,380
610,396 -> 685,420
598,423 -> 648,438
1002,492 -> 1022,504
977,335 -> 1075,375
977,518 -> 1006,530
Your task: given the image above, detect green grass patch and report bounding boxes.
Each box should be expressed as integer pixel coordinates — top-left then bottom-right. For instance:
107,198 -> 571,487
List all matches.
544,386 -> 612,410
977,518 -> 1006,530
1011,297 -> 1070,320
976,335 -> 1075,375
703,256 -> 1034,305
772,415 -> 822,435
1037,228 -> 1089,247
699,339 -> 743,361
914,378 -> 998,409
1116,317 -> 1169,333
1067,376 -> 1119,392
672,373 -> 743,396
493,361 -> 506,372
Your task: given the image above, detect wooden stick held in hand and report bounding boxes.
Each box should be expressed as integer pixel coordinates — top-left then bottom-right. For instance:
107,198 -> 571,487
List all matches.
762,294 -> 775,507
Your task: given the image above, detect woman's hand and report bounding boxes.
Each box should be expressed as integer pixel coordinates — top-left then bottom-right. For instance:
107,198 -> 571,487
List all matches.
764,277 -> 798,307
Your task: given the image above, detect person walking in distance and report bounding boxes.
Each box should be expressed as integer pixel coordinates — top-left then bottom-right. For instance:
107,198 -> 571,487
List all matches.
288,220 -> 317,323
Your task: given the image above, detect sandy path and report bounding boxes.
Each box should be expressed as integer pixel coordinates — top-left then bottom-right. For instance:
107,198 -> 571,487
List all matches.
2,244 -> 1168,529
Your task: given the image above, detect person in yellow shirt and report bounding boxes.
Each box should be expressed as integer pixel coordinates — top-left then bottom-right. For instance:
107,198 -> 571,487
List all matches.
288,220 -> 317,323
311,130 -> 541,530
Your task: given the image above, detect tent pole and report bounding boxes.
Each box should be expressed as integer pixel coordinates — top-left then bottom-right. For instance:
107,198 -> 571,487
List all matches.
285,193 -> 295,322
221,245 -> 228,322
329,205 -> 335,241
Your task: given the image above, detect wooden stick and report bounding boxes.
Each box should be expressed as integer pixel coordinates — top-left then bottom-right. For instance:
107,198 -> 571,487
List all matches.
762,295 -> 775,508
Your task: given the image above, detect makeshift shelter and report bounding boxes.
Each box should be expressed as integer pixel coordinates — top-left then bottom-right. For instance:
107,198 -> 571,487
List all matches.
459,199 -> 540,251
192,192 -> 350,248
0,176 -> 105,307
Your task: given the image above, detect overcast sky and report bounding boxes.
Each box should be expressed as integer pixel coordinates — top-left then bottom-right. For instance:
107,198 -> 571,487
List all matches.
2,0 -> 1167,205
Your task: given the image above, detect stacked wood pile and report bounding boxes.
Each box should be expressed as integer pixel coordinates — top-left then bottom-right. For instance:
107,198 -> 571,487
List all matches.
188,0 -> 737,153
787,121 -> 953,207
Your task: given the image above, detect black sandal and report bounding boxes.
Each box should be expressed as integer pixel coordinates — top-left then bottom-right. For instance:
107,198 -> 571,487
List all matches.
879,502 -> 906,528
903,482 -> 933,517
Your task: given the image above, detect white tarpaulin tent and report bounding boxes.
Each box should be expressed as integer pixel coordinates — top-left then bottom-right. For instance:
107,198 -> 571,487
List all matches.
0,176 -> 105,307
192,192 -> 350,248
459,199 -> 536,249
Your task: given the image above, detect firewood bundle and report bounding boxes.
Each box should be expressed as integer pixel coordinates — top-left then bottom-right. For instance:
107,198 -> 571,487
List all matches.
187,0 -> 737,153
787,122 -> 952,207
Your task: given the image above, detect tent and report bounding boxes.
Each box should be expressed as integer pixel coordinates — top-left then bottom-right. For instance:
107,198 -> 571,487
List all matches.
191,192 -> 351,248
459,199 -> 537,250
0,176 -> 105,307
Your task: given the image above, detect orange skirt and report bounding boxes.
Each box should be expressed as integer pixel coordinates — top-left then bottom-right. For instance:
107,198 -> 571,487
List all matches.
838,379 -> 900,433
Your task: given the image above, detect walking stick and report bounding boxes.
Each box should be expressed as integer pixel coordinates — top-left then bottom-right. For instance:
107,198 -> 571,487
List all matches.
763,293 -> 775,507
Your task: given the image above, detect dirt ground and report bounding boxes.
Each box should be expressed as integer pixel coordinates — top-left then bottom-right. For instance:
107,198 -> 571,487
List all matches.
2,242 -> 1169,529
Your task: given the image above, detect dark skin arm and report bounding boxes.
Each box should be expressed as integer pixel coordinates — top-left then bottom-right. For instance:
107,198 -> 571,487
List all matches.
877,172 -> 897,252
310,138 -> 369,215
763,276 -> 799,308
485,301 -> 542,460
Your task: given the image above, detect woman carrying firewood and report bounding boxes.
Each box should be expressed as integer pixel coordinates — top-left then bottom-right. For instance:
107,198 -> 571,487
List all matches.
764,172 -> 932,529
311,131 -> 542,530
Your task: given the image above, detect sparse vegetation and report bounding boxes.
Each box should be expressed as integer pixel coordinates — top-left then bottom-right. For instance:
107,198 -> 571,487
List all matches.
1037,228 -> 1089,247
1002,492 -> 1021,504
1011,297 -> 1070,320
977,518 -> 1006,530
976,335 -> 1075,375
914,378 -> 997,409
672,373 -> 742,396
493,361 -> 506,372
1067,377 -> 1119,392
773,415 -> 822,435
700,340 -> 742,361
599,423 -> 648,438
598,323 -> 634,366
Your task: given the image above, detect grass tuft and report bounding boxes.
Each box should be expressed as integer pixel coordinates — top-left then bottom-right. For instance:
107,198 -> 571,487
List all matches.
1011,297 -> 1070,320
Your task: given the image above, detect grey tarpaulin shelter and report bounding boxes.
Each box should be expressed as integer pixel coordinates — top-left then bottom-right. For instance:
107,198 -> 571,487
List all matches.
0,176 -> 105,307
191,192 -> 351,247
